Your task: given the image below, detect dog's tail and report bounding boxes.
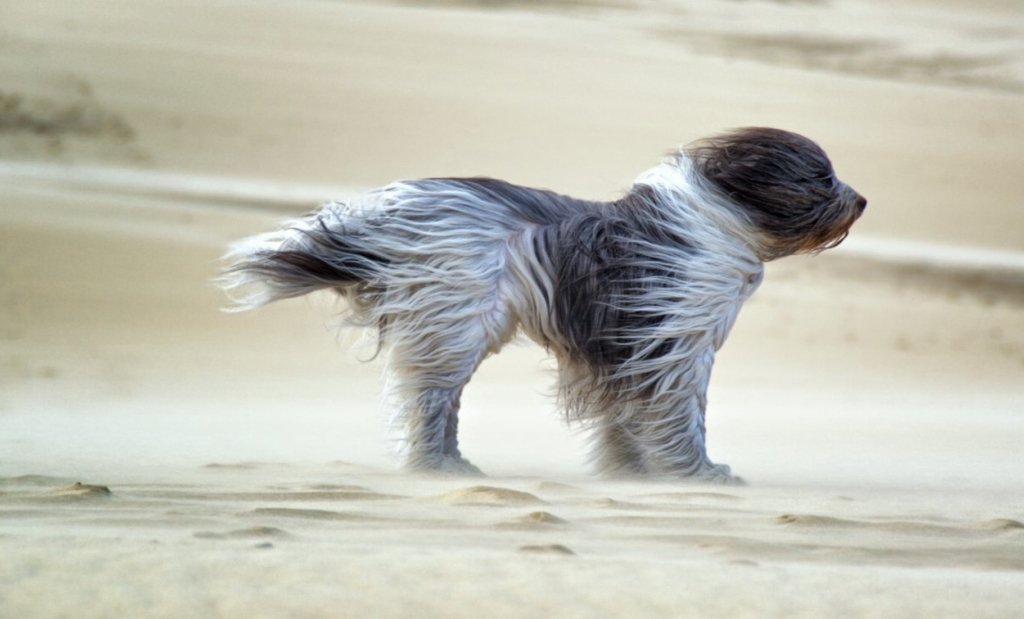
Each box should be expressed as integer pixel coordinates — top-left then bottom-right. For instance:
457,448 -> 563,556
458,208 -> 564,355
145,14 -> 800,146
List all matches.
217,209 -> 385,312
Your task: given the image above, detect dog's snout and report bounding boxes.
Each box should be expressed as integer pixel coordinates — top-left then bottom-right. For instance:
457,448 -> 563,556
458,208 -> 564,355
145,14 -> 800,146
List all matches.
838,182 -> 867,215
854,194 -> 867,213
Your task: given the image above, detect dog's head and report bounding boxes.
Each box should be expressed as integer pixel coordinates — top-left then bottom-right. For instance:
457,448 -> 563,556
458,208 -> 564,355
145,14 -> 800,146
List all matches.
687,127 -> 866,259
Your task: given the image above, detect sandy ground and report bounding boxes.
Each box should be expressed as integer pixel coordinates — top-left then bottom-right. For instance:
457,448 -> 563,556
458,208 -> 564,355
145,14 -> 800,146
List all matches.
2,0 -> 1023,617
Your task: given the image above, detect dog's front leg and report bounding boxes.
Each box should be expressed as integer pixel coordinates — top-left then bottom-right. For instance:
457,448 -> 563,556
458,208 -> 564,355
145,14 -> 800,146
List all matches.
640,403 -> 739,484
654,414 -> 739,485
631,350 -> 742,484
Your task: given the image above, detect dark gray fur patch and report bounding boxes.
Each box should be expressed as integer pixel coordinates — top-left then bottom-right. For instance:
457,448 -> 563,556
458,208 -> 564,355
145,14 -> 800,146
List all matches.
415,177 -> 603,225
228,218 -> 387,298
414,178 -> 695,372
551,186 -> 694,370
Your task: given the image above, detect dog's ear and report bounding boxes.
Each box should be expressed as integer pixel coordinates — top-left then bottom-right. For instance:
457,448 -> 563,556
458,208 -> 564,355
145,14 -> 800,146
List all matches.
687,127 -> 864,258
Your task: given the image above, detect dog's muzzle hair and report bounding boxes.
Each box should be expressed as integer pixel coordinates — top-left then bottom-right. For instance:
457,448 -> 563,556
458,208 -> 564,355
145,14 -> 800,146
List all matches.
219,127 -> 865,483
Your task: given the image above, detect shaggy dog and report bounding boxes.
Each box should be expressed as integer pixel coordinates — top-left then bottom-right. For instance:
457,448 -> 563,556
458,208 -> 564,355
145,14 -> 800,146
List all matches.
220,127 -> 865,483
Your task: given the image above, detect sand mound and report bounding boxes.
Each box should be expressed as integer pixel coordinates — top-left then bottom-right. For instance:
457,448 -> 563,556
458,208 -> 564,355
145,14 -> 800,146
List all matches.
517,543 -> 576,556
20,482 -> 116,503
436,486 -> 547,506
497,511 -> 570,528
978,519 -> 1024,531
534,481 -> 582,493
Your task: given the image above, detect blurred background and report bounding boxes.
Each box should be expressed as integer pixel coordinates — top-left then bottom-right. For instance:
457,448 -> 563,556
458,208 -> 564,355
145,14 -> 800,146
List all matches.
1,0 -> 1022,487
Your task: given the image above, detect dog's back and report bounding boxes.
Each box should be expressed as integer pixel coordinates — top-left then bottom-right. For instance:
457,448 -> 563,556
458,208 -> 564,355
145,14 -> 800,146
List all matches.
220,178 -> 595,307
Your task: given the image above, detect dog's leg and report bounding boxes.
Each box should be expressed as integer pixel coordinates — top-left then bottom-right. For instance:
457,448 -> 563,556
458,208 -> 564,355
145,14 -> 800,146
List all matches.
594,411 -> 734,482
614,348 -> 741,484
386,316 -> 500,475
401,383 -> 481,475
593,421 -> 649,476
637,389 -> 740,484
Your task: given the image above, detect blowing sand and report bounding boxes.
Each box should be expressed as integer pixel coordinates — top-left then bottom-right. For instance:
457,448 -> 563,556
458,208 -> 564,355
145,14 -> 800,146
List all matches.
1,0 -> 1023,617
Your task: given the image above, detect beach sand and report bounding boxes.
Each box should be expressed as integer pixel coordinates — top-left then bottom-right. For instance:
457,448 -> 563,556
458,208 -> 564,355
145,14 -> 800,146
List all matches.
1,1 -> 1023,617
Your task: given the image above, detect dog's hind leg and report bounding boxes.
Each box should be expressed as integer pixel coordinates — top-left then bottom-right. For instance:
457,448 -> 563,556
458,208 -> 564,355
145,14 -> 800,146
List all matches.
402,381 -> 480,474
385,318 -> 500,475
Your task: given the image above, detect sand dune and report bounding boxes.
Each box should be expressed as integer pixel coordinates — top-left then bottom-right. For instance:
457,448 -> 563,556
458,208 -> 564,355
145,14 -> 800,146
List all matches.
1,0 -> 1023,617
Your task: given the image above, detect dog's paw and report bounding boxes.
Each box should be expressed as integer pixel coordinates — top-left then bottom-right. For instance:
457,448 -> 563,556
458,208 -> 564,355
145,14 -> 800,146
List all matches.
407,455 -> 485,477
692,463 -> 745,486
437,456 -> 485,477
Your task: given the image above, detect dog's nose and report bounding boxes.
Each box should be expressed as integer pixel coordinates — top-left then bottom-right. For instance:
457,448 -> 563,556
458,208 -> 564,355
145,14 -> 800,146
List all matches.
854,194 -> 867,213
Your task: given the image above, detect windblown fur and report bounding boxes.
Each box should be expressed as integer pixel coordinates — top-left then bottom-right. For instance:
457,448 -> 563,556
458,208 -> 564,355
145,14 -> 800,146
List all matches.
220,127 -> 865,483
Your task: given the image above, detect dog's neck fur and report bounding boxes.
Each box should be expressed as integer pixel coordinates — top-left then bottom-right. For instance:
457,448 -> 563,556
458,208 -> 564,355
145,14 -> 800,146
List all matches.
633,153 -> 765,270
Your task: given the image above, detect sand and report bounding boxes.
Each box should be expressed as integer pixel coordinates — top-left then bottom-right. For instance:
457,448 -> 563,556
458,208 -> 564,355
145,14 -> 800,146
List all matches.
1,0 -> 1023,617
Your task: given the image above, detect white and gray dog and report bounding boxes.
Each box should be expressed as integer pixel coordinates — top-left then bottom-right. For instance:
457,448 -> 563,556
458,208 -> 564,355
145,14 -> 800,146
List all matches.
220,127 -> 865,483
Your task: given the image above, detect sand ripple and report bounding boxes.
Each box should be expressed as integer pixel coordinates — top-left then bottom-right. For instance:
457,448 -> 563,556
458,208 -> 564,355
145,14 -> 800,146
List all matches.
194,526 -> 291,540
246,507 -> 370,522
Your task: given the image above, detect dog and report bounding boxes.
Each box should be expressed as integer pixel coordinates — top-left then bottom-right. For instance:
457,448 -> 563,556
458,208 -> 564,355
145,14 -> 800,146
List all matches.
219,127 -> 865,483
